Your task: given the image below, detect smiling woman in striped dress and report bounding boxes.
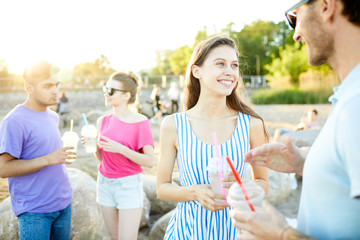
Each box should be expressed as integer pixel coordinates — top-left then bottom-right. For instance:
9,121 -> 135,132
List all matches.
156,36 -> 269,239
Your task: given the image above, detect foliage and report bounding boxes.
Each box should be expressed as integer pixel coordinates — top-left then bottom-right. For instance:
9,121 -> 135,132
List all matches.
251,88 -> 332,104
72,55 -> 116,86
169,45 -> 192,75
0,60 -> 10,78
148,20 -> 294,78
265,42 -> 309,87
193,27 -> 210,47
150,49 -> 173,75
152,28 -> 210,76
233,20 -> 293,75
0,60 -> 20,89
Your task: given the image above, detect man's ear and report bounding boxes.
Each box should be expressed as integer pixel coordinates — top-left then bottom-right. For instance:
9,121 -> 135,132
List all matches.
24,82 -> 34,95
192,65 -> 200,79
321,0 -> 337,24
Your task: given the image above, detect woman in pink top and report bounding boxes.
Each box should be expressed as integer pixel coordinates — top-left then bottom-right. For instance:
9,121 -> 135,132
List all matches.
90,71 -> 155,240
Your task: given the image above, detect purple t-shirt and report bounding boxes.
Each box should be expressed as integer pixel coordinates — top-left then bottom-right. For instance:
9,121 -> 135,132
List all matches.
0,105 -> 72,216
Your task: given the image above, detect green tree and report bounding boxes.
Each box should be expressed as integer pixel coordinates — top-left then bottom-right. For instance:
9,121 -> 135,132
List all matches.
232,20 -> 293,75
220,22 -> 239,43
265,42 -> 309,87
72,55 -> 116,86
0,60 -> 17,89
150,49 -> 173,75
0,60 -> 10,78
193,27 -> 209,47
169,45 -> 192,75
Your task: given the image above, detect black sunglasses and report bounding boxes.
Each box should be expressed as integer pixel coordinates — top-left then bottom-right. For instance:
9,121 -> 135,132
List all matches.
285,0 -> 311,29
103,86 -> 128,96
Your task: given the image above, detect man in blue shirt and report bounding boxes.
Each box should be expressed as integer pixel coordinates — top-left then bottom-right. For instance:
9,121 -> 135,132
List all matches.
230,0 -> 360,239
0,61 -> 75,239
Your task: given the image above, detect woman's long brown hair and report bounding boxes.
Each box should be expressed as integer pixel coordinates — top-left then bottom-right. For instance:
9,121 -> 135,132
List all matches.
184,36 -> 269,142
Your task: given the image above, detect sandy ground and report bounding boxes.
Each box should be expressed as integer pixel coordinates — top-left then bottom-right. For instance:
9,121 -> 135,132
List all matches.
0,104 -> 332,220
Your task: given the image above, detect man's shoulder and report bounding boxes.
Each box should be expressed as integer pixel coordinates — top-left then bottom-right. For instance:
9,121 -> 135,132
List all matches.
337,94 -> 360,118
1,105 -> 25,125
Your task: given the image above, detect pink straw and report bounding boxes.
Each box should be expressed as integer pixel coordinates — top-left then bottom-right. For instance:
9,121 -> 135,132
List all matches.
212,132 -> 227,200
226,156 -> 255,211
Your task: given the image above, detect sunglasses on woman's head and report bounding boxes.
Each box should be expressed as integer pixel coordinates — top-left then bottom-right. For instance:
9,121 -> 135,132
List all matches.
285,0 -> 312,29
103,86 -> 128,96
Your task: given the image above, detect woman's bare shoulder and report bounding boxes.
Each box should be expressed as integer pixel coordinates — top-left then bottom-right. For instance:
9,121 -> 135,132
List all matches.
161,114 -> 177,130
250,116 -> 263,130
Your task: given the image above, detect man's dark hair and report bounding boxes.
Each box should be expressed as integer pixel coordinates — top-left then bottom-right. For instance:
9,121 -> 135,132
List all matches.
23,61 -> 52,85
341,0 -> 360,26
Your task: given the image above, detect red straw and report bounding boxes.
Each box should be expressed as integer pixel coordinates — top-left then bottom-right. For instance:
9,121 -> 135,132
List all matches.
226,156 -> 255,212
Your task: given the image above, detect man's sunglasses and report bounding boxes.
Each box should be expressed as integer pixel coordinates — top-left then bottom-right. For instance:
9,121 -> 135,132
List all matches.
103,86 -> 128,96
285,0 -> 311,29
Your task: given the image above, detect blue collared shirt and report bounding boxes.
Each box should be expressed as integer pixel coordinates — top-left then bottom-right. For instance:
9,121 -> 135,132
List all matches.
297,63 -> 360,239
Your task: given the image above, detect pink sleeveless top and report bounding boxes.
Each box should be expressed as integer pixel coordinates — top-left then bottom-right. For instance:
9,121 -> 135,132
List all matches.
99,114 -> 154,178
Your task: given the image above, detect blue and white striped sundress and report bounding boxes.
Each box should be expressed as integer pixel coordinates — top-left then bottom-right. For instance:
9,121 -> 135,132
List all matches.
164,111 -> 251,240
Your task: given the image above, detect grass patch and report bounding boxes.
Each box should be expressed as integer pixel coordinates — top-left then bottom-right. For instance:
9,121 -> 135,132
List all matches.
250,88 -> 332,104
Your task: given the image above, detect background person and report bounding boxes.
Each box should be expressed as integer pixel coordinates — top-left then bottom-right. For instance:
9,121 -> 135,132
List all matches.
230,0 -> 360,239
0,61 -> 74,240
57,90 -> 70,127
156,36 -> 269,239
167,81 -> 180,113
150,85 -> 162,117
273,108 -> 321,142
85,71 -> 155,240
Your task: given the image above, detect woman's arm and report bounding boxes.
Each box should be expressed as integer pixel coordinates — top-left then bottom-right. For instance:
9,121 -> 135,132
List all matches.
156,115 -> 228,211
116,142 -> 155,168
250,117 -> 270,194
98,135 -> 155,168
97,115 -> 155,168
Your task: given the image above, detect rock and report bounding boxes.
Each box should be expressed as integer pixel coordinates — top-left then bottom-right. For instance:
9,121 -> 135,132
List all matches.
140,191 -> 151,229
0,168 -> 109,240
148,209 -> 175,240
142,174 -> 178,214
66,168 -> 109,240
0,197 -> 18,239
282,129 -> 321,147
265,169 -> 293,204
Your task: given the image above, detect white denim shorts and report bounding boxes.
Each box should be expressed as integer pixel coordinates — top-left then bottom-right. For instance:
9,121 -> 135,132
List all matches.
96,172 -> 143,209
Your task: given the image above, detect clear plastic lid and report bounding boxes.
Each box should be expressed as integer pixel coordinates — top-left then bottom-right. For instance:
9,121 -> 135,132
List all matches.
228,181 -> 265,202
80,124 -> 97,136
207,156 -> 231,175
62,131 -> 79,140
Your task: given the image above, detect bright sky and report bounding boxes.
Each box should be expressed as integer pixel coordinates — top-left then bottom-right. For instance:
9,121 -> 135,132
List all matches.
1,0 -> 293,74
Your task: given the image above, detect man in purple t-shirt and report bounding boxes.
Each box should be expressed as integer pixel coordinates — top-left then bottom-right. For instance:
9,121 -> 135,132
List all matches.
0,61 -> 74,239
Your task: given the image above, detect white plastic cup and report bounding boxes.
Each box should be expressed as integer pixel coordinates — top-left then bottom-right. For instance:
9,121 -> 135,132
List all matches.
227,180 -> 265,212
207,156 -> 231,202
81,124 -> 97,153
61,131 -> 79,162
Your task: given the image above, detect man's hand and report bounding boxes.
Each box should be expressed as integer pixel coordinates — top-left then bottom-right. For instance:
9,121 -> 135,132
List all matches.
47,147 -> 76,164
244,137 -> 304,175
230,200 -> 289,240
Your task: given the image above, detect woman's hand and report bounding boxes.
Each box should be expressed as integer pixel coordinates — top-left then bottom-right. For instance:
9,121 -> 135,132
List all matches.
80,135 -> 88,146
191,184 -> 229,212
98,136 -> 124,154
222,172 -> 236,193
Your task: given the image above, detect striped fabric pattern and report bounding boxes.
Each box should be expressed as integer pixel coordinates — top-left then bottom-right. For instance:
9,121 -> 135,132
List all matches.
164,112 -> 251,240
